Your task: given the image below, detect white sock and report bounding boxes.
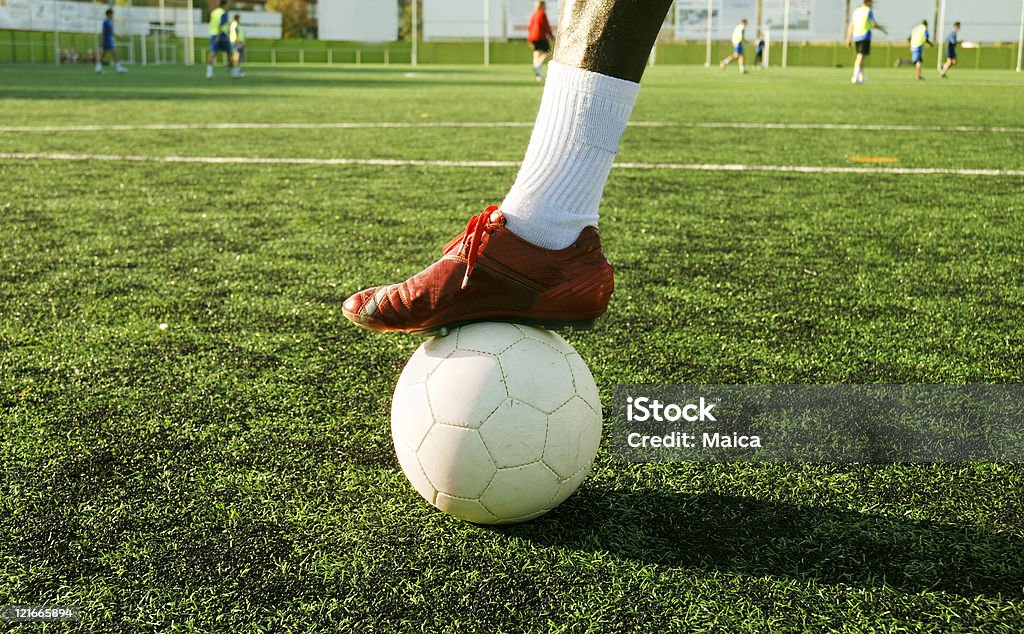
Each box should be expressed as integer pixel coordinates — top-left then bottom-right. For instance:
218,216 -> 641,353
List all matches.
500,62 -> 639,249
206,64 -> 213,76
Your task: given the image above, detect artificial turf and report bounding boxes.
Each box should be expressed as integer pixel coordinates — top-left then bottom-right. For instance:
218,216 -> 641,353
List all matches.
1,63 -> 1023,631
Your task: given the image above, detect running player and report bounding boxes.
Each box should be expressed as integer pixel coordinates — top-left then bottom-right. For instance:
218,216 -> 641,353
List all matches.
95,9 -> 127,74
846,0 -> 886,85
908,20 -> 933,81
719,19 -> 748,74
940,22 -> 961,78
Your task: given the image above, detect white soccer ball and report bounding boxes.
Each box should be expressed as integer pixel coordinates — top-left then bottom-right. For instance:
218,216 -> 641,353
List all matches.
391,322 -> 602,524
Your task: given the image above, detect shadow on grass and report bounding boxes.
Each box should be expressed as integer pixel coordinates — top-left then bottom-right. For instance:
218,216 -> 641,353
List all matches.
508,488 -> 1024,599
0,65 -> 533,101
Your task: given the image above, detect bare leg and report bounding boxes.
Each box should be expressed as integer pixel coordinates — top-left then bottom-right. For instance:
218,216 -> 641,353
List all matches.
553,0 -> 672,82
852,52 -> 865,82
500,0 -> 673,247
532,49 -> 550,79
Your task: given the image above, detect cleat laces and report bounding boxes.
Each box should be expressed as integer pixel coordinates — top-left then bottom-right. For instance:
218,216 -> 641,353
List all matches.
451,206 -> 505,289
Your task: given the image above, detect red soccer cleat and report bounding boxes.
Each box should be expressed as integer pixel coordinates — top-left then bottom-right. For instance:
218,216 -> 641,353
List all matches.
342,207 -> 614,336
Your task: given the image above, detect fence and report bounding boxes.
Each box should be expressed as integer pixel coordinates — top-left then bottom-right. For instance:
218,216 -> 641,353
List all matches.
1,29 -> 1022,70
199,44 -> 414,66
0,29 -> 179,65
0,30 -> 413,66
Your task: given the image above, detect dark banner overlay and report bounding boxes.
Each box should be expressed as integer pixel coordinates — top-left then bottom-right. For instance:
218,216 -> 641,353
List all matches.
611,385 -> 1024,463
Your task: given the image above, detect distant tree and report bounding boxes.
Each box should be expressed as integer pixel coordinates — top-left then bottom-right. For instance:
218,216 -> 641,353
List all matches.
267,0 -> 312,39
398,0 -> 422,41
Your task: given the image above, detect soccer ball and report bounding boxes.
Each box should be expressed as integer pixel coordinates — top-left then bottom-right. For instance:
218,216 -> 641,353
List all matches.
391,322 -> 602,524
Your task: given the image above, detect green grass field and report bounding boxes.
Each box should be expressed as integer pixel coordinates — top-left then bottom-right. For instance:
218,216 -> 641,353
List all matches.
2,62 -> 1024,631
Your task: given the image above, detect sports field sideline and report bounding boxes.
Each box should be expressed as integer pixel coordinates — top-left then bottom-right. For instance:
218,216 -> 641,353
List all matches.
2,63 -> 1023,630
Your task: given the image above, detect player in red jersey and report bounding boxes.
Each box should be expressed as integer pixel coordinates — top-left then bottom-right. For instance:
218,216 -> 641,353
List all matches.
528,1 -> 556,81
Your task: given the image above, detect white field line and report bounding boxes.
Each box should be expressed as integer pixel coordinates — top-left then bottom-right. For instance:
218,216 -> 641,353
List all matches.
0,121 -> 1022,133
2,152 -> 1022,177
0,122 -> 533,133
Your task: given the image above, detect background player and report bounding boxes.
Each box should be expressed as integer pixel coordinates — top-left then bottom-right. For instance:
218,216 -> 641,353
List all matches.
846,0 -> 886,84
720,19 -> 748,74
908,20 -> 933,81
527,1 -> 555,82
940,22 -> 961,78
754,32 -> 766,69
206,0 -> 233,79
230,14 -> 246,78
95,9 -> 126,74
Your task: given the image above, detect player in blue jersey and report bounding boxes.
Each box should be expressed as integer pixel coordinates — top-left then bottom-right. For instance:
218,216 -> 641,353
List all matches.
95,9 -> 126,74
940,22 -> 961,78
754,32 -> 766,69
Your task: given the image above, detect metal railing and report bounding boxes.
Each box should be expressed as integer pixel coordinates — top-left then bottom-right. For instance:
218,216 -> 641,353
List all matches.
256,45 -> 411,65
3,34 -> 177,65
2,38 -> 134,64
204,45 -> 412,66
4,31 -> 411,66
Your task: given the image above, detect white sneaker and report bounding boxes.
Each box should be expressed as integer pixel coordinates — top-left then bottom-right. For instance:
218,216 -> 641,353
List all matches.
116,64 -> 127,74
95,64 -> 103,74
